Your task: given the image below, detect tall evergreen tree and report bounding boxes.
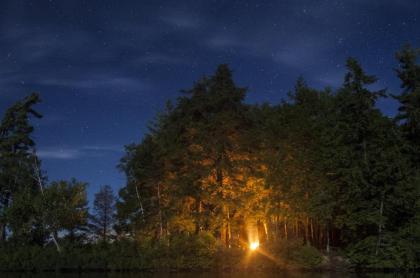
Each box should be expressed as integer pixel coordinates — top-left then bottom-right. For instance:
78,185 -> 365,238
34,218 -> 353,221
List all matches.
169,64 -> 251,246
0,93 -> 43,244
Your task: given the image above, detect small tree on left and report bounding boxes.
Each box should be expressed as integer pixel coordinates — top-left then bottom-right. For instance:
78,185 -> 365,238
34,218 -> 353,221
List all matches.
90,185 -> 116,242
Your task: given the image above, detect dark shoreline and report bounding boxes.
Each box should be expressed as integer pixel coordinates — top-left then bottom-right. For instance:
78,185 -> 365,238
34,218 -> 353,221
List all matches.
0,267 -> 418,274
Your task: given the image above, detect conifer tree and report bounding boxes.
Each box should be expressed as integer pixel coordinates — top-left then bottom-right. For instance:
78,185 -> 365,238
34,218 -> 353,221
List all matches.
90,185 -> 116,242
394,45 -> 420,162
0,93 -> 43,244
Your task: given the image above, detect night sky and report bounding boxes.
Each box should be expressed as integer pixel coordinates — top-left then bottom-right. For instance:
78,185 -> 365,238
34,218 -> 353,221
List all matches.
1,0 -> 419,202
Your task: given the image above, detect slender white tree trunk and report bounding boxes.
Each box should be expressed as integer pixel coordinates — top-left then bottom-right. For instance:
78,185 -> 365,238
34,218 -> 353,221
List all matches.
135,185 -> 145,221
33,155 -> 61,252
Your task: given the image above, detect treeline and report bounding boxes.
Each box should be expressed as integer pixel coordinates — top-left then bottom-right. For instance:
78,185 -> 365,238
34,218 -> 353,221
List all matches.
115,46 -> 420,269
0,94 -> 117,257
1,45 -> 420,271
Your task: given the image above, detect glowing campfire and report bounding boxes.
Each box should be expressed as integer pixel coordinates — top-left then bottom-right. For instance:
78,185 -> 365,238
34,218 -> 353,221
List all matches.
250,241 -> 259,251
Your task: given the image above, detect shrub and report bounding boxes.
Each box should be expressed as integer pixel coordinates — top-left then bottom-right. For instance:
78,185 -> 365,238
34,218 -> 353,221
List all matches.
289,244 -> 323,268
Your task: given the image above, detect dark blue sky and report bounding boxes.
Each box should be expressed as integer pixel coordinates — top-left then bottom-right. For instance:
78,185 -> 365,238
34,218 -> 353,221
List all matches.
1,0 -> 419,202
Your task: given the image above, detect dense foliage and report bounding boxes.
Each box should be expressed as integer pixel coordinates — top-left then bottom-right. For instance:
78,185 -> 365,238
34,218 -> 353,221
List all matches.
1,46 -> 420,271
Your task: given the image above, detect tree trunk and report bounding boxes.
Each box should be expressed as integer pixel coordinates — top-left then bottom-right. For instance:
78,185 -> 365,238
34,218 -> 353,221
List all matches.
227,207 -> 231,248
305,217 -> 310,245
216,152 -> 230,247
0,193 -> 10,243
104,206 -> 108,242
319,224 -> 324,249
195,199 -> 202,234
263,220 -> 269,242
51,234 -> 61,252
310,218 -> 314,244
220,222 -> 226,244
33,156 -> 61,252
0,222 -> 5,242
363,140 -> 366,162
376,193 -> 385,256
284,220 -> 288,240
135,185 -> 145,222
157,183 -> 163,239
326,224 -> 330,254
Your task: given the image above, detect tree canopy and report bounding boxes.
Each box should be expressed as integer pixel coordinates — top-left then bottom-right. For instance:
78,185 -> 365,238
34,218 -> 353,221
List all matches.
1,47 -> 420,271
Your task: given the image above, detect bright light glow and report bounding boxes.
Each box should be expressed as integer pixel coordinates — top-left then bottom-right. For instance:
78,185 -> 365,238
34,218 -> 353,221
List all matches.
250,241 -> 259,251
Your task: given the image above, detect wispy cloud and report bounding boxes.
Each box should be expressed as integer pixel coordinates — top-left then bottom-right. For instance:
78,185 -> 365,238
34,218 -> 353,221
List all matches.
160,12 -> 201,29
136,53 -> 187,65
2,26 -> 91,63
37,145 -> 123,160
316,69 -> 346,87
82,145 -> 123,152
206,35 -> 248,49
271,37 -> 332,69
0,25 -> 153,95
207,31 -> 333,71
38,75 -> 147,91
37,148 -> 81,160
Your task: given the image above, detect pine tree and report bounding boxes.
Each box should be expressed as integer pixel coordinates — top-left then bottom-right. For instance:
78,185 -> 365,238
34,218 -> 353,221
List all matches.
394,45 -> 420,162
90,185 -> 116,242
0,93 -> 43,244
172,64 -> 250,246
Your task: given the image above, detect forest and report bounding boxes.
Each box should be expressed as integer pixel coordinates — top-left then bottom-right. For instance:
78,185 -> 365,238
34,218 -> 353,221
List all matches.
0,45 -> 420,272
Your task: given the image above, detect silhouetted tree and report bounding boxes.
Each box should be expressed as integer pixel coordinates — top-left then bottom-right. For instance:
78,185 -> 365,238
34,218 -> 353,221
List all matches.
90,185 -> 116,242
